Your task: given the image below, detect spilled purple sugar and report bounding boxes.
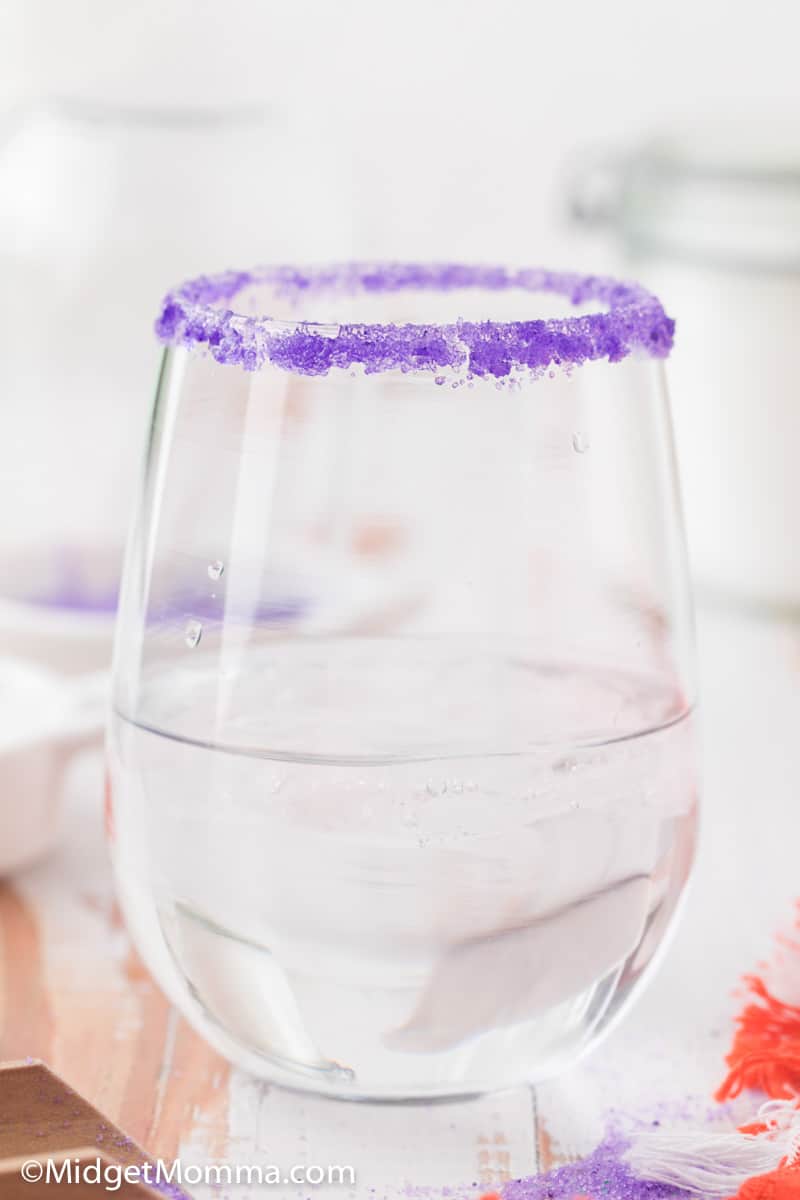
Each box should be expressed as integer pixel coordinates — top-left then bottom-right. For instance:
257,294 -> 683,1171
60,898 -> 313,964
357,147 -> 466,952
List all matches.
393,1115 -> 705,1200
500,1129 -> 688,1200
155,263 -> 675,381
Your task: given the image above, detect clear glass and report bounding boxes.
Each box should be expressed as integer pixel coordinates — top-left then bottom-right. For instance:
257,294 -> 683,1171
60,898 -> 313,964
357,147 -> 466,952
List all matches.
108,273 -> 699,1100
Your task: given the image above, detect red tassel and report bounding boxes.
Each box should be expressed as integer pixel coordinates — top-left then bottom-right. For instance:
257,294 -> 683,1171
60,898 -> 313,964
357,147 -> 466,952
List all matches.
626,916 -> 800,1200
717,976 -> 800,1102
733,1166 -> 800,1200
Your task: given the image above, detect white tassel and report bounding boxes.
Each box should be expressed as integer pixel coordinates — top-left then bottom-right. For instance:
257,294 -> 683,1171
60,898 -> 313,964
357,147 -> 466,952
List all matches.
624,1100 -> 800,1198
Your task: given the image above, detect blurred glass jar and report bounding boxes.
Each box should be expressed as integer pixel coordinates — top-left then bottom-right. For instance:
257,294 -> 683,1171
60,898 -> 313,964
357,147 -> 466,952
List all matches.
569,125 -> 800,612
0,98 -> 350,669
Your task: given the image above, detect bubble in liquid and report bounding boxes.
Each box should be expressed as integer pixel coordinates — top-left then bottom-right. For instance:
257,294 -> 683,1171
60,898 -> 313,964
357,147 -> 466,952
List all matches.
572,432 -> 590,454
207,560 -> 225,581
184,619 -> 203,649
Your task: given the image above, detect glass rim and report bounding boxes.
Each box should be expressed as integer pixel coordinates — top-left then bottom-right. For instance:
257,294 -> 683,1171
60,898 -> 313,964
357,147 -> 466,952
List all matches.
155,262 -> 675,382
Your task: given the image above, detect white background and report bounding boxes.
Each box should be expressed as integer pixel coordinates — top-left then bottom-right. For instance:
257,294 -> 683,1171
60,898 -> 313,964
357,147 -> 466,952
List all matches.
3,0 -> 799,263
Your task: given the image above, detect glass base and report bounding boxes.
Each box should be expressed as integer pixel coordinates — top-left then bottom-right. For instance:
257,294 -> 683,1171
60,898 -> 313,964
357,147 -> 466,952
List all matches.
112,859 -> 670,1102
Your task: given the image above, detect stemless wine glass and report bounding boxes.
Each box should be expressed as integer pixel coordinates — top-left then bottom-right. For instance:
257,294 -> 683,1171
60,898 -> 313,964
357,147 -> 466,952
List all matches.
108,263 -> 698,1100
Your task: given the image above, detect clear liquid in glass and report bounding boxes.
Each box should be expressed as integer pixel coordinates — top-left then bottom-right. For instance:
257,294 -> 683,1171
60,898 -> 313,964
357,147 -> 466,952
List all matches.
108,640 -> 696,1099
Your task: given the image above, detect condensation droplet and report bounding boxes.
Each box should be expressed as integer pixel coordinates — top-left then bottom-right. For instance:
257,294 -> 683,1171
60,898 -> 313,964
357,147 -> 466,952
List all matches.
184,619 -> 203,649
329,1063 -> 356,1082
572,432 -> 590,454
207,560 -> 225,581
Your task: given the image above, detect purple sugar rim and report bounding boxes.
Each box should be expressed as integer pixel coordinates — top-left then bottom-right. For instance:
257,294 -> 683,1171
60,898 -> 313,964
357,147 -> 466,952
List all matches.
155,263 -> 675,381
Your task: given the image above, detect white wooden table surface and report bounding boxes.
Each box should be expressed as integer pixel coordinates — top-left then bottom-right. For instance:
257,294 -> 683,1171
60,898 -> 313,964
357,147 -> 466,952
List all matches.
1,605 -> 797,1197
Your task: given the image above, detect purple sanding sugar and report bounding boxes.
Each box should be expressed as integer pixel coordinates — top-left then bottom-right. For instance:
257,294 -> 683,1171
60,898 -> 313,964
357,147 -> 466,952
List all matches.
501,1130 -> 688,1200
155,263 -> 675,381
